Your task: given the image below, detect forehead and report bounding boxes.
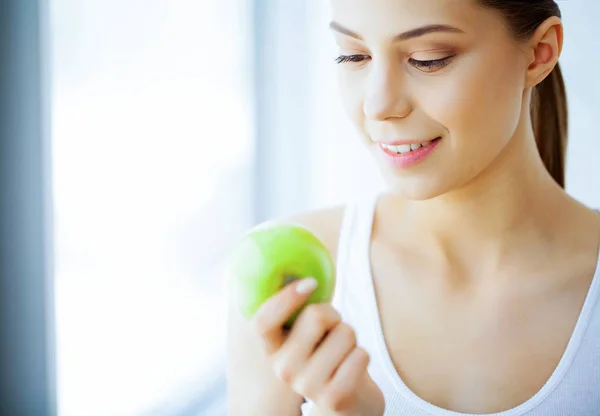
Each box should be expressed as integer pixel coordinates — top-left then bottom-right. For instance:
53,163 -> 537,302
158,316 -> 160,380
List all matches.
329,0 -> 502,41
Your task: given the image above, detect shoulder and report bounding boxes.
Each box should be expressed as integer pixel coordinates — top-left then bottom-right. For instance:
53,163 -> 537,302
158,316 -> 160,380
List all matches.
260,204 -> 347,263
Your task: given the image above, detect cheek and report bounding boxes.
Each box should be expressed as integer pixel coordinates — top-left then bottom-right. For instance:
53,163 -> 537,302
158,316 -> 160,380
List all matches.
419,51 -> 524,151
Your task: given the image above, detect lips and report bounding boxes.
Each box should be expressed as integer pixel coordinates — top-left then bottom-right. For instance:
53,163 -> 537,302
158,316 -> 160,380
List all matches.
378,137 -> 442,168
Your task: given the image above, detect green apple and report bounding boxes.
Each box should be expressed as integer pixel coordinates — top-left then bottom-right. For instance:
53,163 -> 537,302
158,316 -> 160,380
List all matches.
228,223 -> 336,327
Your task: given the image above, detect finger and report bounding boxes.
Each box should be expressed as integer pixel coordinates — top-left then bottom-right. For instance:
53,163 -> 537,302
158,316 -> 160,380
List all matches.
291,322 -> 356,397
252,277 -> 318,355
320,347 -> 371,413
273,305 -> 341,384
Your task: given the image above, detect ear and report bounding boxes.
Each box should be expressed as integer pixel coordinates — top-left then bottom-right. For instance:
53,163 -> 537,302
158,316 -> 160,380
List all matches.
525,16 -> 563,89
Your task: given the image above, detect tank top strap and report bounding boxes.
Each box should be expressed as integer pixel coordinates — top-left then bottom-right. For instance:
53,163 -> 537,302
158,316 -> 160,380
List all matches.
353,192 -> 379,261
332,192 -> 380,312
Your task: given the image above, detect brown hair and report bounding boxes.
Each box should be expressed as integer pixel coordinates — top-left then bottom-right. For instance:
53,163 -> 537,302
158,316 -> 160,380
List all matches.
479,0 -> 568,187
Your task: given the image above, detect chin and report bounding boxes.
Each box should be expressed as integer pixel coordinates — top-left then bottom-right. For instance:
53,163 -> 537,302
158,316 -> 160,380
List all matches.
384,175 -> 457,201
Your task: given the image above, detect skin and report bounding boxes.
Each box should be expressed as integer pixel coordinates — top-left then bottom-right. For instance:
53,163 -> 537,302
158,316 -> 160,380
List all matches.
226,0 -> 600,415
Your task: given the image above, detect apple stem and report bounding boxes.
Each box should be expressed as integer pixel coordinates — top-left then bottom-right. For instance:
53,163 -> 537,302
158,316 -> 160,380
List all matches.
282,275 -> 297,287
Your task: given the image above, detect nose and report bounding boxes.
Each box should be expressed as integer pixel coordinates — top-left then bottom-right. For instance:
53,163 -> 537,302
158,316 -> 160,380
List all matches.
363,61 -> 412,121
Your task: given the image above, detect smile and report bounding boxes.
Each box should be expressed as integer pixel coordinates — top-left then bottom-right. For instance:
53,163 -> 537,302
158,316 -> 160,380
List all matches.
378,137 -> 442,168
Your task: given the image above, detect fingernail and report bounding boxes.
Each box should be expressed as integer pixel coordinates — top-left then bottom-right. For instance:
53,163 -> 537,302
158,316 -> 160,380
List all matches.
296,277 -> 317,294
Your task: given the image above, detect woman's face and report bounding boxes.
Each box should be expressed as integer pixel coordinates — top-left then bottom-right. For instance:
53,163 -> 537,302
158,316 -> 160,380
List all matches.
330,0 -> 530,200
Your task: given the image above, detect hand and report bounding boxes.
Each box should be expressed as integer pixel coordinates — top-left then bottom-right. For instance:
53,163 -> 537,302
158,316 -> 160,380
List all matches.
251,277 -> 385,416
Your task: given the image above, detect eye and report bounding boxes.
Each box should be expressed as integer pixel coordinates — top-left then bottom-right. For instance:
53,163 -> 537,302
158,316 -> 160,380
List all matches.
335,54 -> 370,64
408,55 -> 455,72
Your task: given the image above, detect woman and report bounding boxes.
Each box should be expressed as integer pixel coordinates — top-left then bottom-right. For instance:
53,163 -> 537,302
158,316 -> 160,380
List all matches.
227,0 -> 600,415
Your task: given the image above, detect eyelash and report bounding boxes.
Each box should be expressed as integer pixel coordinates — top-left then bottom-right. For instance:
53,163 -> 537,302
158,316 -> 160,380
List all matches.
334,54 -> 370,64
334,54 -> 454,71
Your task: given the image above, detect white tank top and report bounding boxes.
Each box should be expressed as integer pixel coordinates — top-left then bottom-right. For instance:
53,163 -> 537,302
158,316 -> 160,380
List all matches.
302,193 -> 600,416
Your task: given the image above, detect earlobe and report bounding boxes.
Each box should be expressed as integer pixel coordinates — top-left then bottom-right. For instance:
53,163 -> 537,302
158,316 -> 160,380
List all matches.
525,17 -> 563,89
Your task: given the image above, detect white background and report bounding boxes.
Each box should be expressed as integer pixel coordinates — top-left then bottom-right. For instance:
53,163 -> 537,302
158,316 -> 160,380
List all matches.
51,0 -> 251,414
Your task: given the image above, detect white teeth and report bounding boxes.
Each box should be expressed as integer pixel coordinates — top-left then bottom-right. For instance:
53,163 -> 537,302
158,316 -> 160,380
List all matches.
387,145 -> 399,153
382,139 -> 435,154
397,144 -> 411,153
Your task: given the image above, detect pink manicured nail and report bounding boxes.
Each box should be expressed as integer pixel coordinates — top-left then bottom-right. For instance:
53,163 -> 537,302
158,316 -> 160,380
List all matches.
296,277 -> 317,294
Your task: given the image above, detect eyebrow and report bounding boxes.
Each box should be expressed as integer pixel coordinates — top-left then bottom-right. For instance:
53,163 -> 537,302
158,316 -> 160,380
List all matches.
329,21 -> 465,41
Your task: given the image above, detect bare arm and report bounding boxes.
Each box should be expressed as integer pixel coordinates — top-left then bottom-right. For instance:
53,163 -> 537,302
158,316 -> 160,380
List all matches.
226,278 -> 304,415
